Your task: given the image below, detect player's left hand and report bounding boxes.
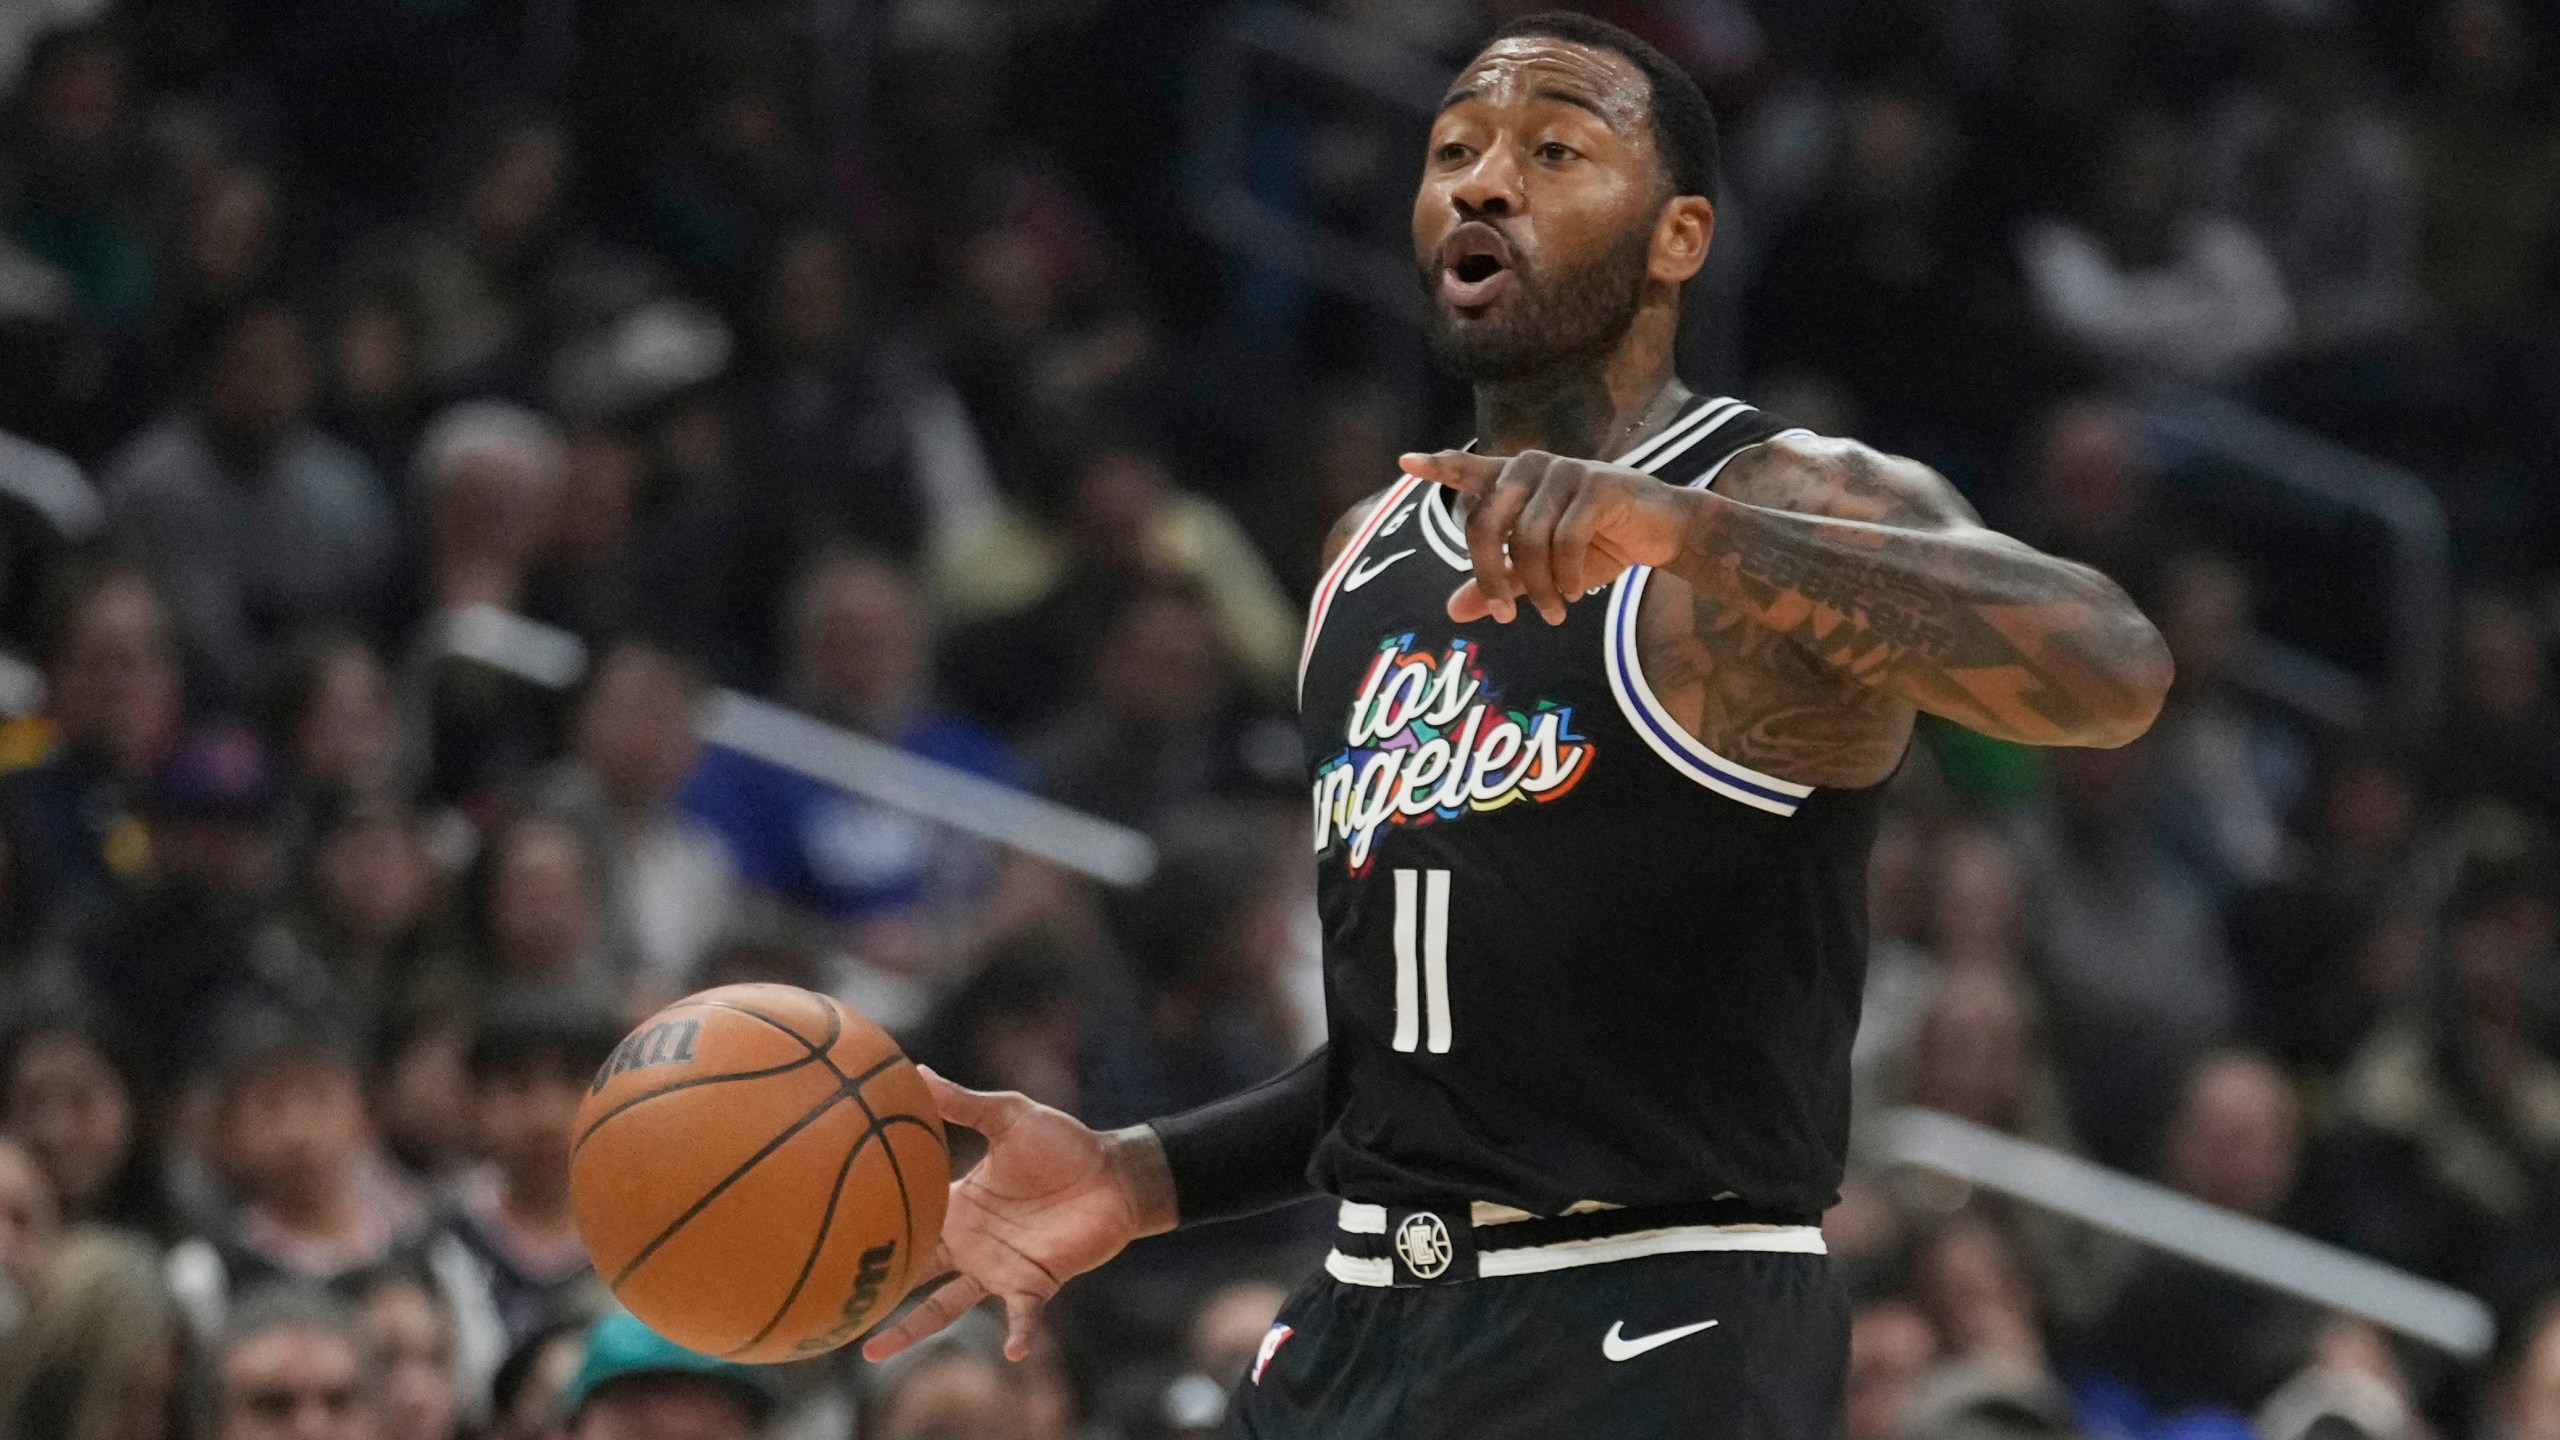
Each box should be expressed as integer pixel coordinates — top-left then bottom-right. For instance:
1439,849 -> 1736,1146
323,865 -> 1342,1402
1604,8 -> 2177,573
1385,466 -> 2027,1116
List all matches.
1399,449 -> 1696,626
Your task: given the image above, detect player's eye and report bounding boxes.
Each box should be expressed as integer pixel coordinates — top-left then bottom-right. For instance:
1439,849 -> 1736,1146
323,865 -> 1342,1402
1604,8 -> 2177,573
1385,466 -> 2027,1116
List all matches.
1537,142 -> 1580,163
1435,141 -> 1472,164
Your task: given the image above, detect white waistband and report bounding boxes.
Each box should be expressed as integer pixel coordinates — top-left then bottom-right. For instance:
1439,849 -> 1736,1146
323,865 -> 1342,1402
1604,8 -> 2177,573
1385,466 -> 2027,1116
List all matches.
1326,1201 -> 1827,1287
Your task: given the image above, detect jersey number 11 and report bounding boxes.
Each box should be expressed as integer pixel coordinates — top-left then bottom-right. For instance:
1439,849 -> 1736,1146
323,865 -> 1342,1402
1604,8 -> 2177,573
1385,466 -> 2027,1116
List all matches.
1392,868 -> 1452,1054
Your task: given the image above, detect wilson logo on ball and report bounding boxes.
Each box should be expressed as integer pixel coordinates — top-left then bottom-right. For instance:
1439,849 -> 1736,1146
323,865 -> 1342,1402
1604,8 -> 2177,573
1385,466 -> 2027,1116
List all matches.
590,1018 -> 702,1093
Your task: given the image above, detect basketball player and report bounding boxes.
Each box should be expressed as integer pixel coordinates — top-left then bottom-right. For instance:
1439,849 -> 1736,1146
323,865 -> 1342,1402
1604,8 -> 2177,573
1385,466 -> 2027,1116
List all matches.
865,13 -> 2172,1435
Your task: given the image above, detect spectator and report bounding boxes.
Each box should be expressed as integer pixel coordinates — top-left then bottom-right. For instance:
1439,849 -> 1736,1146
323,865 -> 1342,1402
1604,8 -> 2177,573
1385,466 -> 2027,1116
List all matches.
204,1284 -> 384,1440
2411,0 -> 2560,334
683,549 -> 1013,936
447,994 -> 619,1351
1088,803 -> 1309,1124
2009,398 -> 2173,593
487,1319 -> 586,1440
1888,965 -> 2076,1153
3,26 -> 151,334
170,1004 -> 434,1313
1912,1214 -> 2050,1376
411,400 -> 567,619
319,284 -> 433,486
2493,1297 -> 2560,1440
2429,593 -> 2560,824
1750,85 -> 2069,477
2018,739 -> 2239,1166
287,788 -> 461,1016
868,1344 -> 1032,1440
369,1003 -> 474,1192
534,641 -> 734,998
2232,744 -> 2428,1068
103,300 -> 398,702
562,1309 -> 776,1440
0,1230 -> 186,1440
1024,583 -> 1251,830
748,225 -> 938,564
469,814 -> 614,1001
270,634 -> 410,806
2019,109 -> 2295,387
1844,1296 -> 1941,1440
2091,1050 -> 2321,1413
2144,551 -> 2310,898
2315,818 -> 2560,1289
357,1266 -> 466,1440
0,1003 -> 156,1234
0,1134 -> 58,1311
144,163 -> 285,408
2204,18 -> 2416,353
368,113 -> 649,399
71,719 -> 307,1075
941,443 -> 1301,728
0,563 -> 182,921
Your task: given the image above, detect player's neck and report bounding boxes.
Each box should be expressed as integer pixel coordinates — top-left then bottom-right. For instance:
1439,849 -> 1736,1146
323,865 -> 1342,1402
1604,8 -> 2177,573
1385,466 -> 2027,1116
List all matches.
1471,308 -> 1683,461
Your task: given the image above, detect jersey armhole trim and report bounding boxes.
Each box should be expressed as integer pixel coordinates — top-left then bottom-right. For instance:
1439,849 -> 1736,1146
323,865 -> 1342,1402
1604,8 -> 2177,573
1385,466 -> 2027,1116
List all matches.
1297,476 -> 1424,704
1603,567 -> 1815,816
1597,424 -> 1824,814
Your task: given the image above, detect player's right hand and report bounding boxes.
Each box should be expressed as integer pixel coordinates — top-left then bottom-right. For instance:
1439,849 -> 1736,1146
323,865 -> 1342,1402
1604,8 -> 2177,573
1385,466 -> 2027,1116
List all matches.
861,1068 -> 1176,1363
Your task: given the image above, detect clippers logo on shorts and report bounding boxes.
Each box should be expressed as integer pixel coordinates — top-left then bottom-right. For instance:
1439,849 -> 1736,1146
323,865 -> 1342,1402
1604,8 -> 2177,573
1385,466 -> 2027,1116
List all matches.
1310,634 -> 1594,873
1394,1212 -> 1456,1280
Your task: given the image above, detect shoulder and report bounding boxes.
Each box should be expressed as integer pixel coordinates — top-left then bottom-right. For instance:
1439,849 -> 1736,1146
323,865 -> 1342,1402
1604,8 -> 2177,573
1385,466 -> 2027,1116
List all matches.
1318,482 -> 1410,570
101,417 -> 205,496
1709,433 -> 1982,530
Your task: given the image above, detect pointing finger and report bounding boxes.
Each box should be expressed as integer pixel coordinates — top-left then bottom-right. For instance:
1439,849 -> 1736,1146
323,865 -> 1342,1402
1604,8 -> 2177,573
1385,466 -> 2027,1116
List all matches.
1446,578 -> 1497,625
1509,463 -> 1577,625
1463,452 -> 1545,624
1399,450 -> 1506,495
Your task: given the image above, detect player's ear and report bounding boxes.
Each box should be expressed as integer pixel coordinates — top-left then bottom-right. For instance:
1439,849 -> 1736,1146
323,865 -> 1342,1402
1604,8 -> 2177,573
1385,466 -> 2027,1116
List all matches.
1648,195 -> 1713,285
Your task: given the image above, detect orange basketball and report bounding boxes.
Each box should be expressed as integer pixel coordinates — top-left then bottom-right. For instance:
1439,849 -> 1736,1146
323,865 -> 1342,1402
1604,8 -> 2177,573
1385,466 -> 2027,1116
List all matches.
568,983 -> 949,1362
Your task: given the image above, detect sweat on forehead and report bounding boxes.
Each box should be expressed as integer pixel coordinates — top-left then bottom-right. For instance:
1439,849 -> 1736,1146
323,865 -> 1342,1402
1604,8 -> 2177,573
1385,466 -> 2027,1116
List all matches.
1442,37 -> 1650,131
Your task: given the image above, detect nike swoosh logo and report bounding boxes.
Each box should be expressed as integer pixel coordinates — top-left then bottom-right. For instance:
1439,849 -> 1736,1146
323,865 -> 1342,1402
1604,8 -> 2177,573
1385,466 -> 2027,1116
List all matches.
1602,1319 -> 1719,1362
1342,549 -> 1416,592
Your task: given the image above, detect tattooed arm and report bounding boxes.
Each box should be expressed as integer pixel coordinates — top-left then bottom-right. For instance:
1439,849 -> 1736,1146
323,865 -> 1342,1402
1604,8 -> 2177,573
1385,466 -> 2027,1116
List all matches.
1401,439 -> 2172,749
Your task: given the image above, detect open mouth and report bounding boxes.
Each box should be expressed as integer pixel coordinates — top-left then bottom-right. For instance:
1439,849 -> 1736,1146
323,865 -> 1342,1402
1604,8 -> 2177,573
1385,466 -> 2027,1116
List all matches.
1438,222 -> 1516,309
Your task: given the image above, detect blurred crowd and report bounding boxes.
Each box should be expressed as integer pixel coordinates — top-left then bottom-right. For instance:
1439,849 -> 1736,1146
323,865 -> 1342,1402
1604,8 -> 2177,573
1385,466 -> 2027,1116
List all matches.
0,0 -> 2555,1438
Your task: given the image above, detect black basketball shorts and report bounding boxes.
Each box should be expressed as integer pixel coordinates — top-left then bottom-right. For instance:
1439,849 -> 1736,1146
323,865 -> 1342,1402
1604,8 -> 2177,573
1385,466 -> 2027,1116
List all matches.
1230,1202 -> 1847,1440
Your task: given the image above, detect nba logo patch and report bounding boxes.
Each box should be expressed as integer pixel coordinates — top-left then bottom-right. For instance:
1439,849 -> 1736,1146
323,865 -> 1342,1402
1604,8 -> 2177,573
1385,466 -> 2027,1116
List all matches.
1251,1323 -> 1294,1385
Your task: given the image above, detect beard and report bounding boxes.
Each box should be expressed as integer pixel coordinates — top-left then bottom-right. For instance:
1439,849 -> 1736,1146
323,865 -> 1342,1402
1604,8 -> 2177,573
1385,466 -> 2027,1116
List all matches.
1418,222 -> 1654,381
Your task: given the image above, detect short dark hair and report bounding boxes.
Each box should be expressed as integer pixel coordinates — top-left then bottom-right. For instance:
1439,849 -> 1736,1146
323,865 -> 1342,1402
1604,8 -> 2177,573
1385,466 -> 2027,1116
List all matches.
1485,12 -> 1720,203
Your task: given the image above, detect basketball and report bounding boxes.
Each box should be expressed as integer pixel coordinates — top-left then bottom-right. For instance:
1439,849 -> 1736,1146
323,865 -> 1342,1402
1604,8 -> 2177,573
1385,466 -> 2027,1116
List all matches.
568,983 -> 949,1362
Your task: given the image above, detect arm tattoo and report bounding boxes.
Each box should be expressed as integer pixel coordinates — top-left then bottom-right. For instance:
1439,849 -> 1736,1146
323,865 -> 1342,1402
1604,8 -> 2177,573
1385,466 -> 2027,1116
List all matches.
1662,442 -> 2171,752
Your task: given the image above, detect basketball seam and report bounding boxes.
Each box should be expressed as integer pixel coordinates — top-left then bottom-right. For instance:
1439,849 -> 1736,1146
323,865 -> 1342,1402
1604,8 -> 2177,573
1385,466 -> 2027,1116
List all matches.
606,1087 -> 852,1290
596,993 -> 935,1354
572,1055 -> 820,1160
730,1102 -> 873,1356
704,998 -> 910,1099
693,997 -> 842,1066
849,1087 -> 918,1321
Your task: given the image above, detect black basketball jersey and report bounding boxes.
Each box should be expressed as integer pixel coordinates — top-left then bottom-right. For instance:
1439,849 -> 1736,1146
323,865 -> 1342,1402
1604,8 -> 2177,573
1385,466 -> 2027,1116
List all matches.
1296,395 -> 1888,1222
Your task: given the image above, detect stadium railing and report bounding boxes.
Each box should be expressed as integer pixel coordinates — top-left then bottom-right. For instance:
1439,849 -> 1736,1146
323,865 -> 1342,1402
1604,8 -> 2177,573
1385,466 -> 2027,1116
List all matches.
2137,391 -> 2450,739
1877,1106 -> 2495,1360
431,605 -> 1161,888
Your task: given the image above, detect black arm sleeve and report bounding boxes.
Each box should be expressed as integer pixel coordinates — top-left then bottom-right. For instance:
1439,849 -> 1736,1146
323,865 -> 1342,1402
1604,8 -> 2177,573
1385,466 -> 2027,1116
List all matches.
1148,1046 -> 1328,1226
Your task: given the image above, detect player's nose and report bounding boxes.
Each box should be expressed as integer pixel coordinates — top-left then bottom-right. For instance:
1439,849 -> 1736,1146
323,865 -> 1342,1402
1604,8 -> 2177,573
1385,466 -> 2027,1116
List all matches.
1448,151 -> 1522,217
